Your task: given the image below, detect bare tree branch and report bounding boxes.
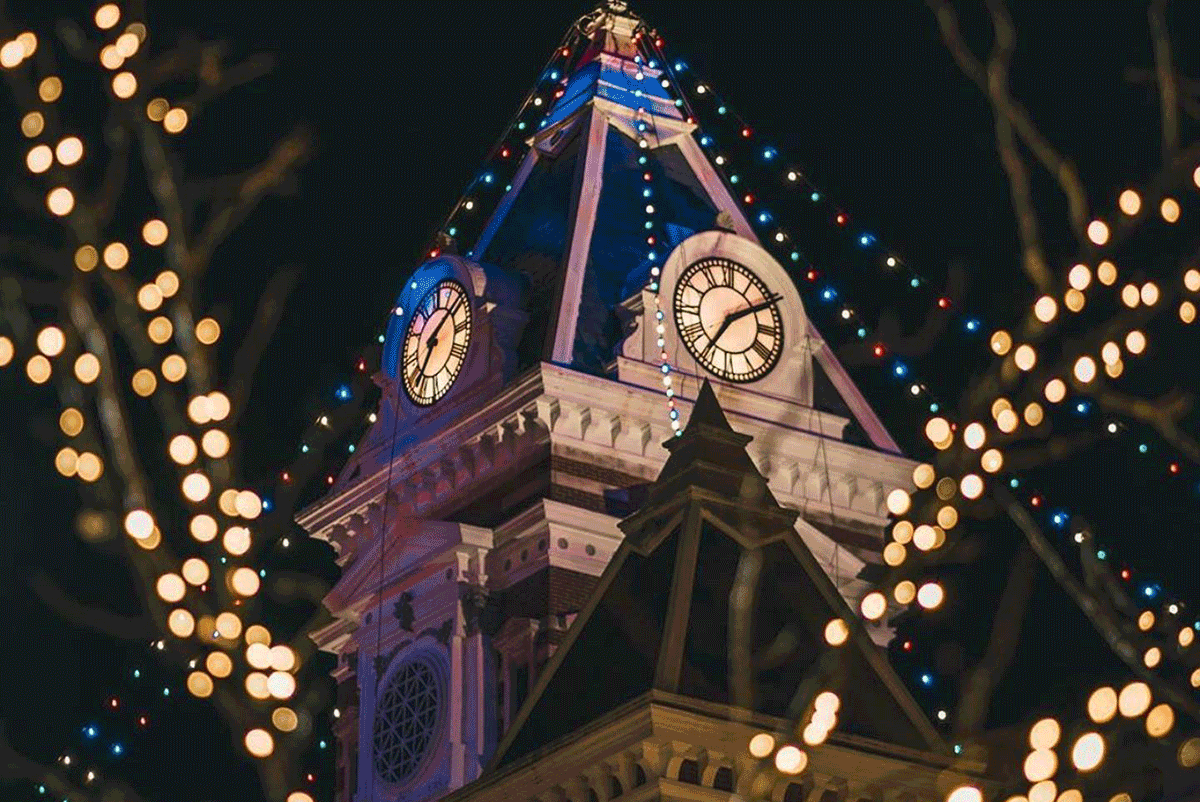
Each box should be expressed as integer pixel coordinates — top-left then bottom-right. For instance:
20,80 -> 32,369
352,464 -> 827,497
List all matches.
995,487 -> 1200,721
1148,0 -> 1179,159
1094,386 -> 1200,463
984,0 -> 1054,295
0,728 -> 146,802
1126,66 -> 1200,120
93,122 -> 131,227
929,0 -> 1090,251
228,264 -> 302,424
953,540 -> 1037,736
179,52 -> 275,111
836,263 -> 967,366
29,572 -> 156,641
188,128 -> 313,275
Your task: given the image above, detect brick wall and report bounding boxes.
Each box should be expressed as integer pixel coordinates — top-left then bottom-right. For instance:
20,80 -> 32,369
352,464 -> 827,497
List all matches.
502,566 -> 599,619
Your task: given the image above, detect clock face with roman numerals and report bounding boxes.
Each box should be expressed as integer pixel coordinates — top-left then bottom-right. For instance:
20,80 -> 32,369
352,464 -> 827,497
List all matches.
401,279 -> 472,406
673,257 -> 784,383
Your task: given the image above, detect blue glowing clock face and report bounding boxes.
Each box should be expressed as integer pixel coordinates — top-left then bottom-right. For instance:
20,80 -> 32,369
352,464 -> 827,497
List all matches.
401,279 -> 472,406
673,257 -> 783,382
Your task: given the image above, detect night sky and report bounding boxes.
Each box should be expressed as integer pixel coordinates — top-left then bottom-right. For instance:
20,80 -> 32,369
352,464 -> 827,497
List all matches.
2,2 -> 1198,801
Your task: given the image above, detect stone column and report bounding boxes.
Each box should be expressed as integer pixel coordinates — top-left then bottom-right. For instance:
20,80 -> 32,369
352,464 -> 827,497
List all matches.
355,649 -> 378,802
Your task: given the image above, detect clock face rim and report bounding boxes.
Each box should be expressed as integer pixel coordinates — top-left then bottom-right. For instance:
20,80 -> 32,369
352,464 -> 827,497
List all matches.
400,278 -> 473,406
672,256 -> 784,383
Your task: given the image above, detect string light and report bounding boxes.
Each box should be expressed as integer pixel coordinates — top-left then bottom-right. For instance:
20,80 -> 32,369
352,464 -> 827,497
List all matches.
56,136 -> 84,166
46,187 -> 75,216
638,34 -> 1200,769
94,4 -> 120,29
26,144 -> 52,173
163,108 -> 188,133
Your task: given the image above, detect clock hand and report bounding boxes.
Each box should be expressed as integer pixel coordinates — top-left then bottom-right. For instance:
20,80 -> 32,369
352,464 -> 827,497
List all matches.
419,312 -> 451,377
704,292 -> 784,354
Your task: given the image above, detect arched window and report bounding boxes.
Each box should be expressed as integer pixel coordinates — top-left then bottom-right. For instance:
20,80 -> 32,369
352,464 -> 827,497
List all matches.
678,759 -> 700,784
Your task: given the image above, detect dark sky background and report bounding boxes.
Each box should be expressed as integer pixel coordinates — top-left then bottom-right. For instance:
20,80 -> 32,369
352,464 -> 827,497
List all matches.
1,2 -> 1198,801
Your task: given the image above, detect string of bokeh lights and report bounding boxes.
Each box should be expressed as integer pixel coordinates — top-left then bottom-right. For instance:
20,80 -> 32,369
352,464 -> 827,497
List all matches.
638,34 -> 1200,631
635,22 -> 1200,795
650,36 -> 1200,484
1,6 -> 322,800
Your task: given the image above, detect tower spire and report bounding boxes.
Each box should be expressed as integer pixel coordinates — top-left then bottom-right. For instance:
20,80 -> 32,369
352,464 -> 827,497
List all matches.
572,0 -> 644,65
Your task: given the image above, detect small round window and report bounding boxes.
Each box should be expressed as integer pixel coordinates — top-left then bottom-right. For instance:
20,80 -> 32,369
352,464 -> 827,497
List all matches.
373,654 -> 442,785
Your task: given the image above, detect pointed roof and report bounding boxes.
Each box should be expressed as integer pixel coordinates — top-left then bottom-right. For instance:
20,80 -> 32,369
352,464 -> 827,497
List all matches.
623,380 -> 798,553
489,381 -> 944,769
464,4 -> 904,452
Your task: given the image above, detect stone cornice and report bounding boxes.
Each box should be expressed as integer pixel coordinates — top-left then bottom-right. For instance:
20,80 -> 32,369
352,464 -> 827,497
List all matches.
299,363 -> 914,569
443,692 -> 989,802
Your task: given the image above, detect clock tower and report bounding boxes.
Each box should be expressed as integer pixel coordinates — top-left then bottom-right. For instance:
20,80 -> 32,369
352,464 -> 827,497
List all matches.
298,4 -> 920,801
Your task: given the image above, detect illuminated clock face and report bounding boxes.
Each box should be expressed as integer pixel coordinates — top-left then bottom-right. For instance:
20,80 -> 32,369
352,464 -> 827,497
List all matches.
401,279 -> 472,406
673,257 -> 784,382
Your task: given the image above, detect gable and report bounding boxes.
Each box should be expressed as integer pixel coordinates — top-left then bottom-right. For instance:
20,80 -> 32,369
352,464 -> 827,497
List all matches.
491,382 -> 942,771
497,528 -> 681,766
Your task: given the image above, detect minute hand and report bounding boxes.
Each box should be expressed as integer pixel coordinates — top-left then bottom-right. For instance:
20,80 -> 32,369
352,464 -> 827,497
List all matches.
419,311 -> 451,377
706,293 -> 783,350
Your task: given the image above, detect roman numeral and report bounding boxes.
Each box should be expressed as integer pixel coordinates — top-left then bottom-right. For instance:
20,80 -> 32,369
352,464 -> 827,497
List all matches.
676,302 -> 700,318
420,375 -> 434,399
721,261 -> 735,286
751,339 -> 773,361
450,340 -> 467,361
681,321 -> 706,342
699,263 -> 718,287
757,322 -> 777,339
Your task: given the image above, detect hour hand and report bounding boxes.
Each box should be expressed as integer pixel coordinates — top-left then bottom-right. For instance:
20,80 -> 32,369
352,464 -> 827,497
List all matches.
705,293 -> 783,352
